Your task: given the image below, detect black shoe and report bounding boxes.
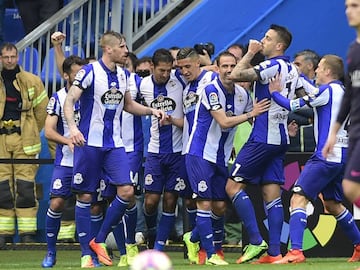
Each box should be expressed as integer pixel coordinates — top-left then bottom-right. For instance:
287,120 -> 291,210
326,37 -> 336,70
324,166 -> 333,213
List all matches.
21,234 -> 36,243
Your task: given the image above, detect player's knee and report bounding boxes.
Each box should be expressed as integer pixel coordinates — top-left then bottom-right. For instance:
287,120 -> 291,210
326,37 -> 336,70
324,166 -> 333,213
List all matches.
225,180 -> 239,198
290,191 -> 307,209
324,201 -> 343,215
50,197 -> 66,212
16,179 -> 36,208
0,180 -> 14,209
116,184 -> 134,200
144,193 -> 160,214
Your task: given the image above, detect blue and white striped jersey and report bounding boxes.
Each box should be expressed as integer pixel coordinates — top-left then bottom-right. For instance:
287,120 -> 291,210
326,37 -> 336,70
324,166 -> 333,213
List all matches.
181,69 -> 217,153
250,56 -> 300,145
185,77 -> 253,166
272,79 -> 347,163
72,59 -> 129,148
140,70 -> 184,154
121,72 -> 143,153
46,87 -> 80,167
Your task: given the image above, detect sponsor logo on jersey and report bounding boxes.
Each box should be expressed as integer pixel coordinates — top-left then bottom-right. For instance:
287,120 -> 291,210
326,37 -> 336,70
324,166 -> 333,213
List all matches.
183,91 -> 199,114
150,95 -> 176,115
46,96 -> 56,114
209,92 -> 219,105
101,87 -> 124,110
350,70 -> 360,87
75,69 -> 86,81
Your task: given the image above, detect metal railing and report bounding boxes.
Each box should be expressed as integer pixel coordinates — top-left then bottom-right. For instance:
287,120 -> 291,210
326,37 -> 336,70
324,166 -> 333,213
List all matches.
15,0 -> 185,95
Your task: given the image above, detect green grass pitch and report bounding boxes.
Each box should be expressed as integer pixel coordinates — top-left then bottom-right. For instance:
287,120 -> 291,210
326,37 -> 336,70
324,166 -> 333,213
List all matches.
0,250 -> 359,270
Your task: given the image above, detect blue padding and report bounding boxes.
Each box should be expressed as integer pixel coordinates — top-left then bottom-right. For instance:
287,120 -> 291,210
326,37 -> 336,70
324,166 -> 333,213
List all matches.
41,45 -> 85,84
18,47 -> 39,74
3,8 -> 25,43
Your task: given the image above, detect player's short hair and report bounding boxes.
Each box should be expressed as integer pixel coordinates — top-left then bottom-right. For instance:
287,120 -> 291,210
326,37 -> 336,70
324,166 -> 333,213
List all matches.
294,49 -> 321,69
215,51 -> 237,67
270,24 -> 292,51
322,54 -> 344,81
63,55 -> 87,75
176,47 -> 199,61
152,48 -> 173,67
100,30 -> 126,49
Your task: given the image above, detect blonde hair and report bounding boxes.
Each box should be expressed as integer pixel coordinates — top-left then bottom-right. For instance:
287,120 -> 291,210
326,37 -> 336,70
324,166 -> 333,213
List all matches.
99,31 -> 126,49
322,54 -> 344,80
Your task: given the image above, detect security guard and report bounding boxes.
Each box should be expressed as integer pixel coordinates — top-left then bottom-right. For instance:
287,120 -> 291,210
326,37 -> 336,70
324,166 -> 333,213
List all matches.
0,43 -> 48,247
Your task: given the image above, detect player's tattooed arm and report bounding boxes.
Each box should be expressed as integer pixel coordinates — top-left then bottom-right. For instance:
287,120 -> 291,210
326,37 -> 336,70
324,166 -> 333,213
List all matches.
232,67 -> 258,82
229,51 -> 258,82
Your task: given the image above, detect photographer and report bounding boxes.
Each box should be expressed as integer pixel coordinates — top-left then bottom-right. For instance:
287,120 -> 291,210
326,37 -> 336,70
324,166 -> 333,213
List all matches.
194,42 -> 214,66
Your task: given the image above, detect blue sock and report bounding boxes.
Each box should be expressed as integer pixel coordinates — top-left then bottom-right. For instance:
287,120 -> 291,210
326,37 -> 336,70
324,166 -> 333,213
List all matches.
232,190 -> 262,245
90,213 -> 103,239
196,209 -> 215,258
211,212 -> 224,252
336,208 -> 360,245
154,212 -> 176,251
125,205 -> 137,244
96,195 -> 129,243
191,225 -> 200,242
187,208 -> 197,230
45,208 -> 62,254
289,207 -> 307,250
76,200 -> 92,256
113,220 -> 126,255
266,197 -> 283,256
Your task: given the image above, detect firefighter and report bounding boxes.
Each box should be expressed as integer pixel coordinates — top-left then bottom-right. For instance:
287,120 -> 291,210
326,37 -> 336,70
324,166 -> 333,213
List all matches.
0,43 -> 48,247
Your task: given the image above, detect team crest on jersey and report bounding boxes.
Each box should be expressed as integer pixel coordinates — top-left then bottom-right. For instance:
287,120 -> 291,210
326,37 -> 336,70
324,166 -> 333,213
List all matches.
75,69 -> 86,80
52,178 -> 62,190
168,79 -> 177,88
198,180 -> 208,192
144,174 -> 154,186
174,177 -> 186,191
150,95 -> 176,115
119,73 -> 126,83
73,173 -> 83,185
101,86 -> 124,110
225,110 -> 234,117
183,91 -> 199,114
209,92 -> 219,105
46,96 -> 56,114
238,94 -> 245,103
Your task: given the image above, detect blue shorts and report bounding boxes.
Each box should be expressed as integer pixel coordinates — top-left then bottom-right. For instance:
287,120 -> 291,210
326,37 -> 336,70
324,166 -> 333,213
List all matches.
72,145 -> 132,194
185,154 -> 228,200
230,139 -> 288,185
127,151 -> 144,188
295,155 -> 345,202
344,138 -> 360,183
144,152 -> 188,195
50,165 -> 73,199
97,170 -> 115,201
95,151 -> 144,201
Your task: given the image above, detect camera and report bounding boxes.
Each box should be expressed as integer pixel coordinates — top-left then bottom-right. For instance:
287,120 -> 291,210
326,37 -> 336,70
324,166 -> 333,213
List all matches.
194,42 -> 215,56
